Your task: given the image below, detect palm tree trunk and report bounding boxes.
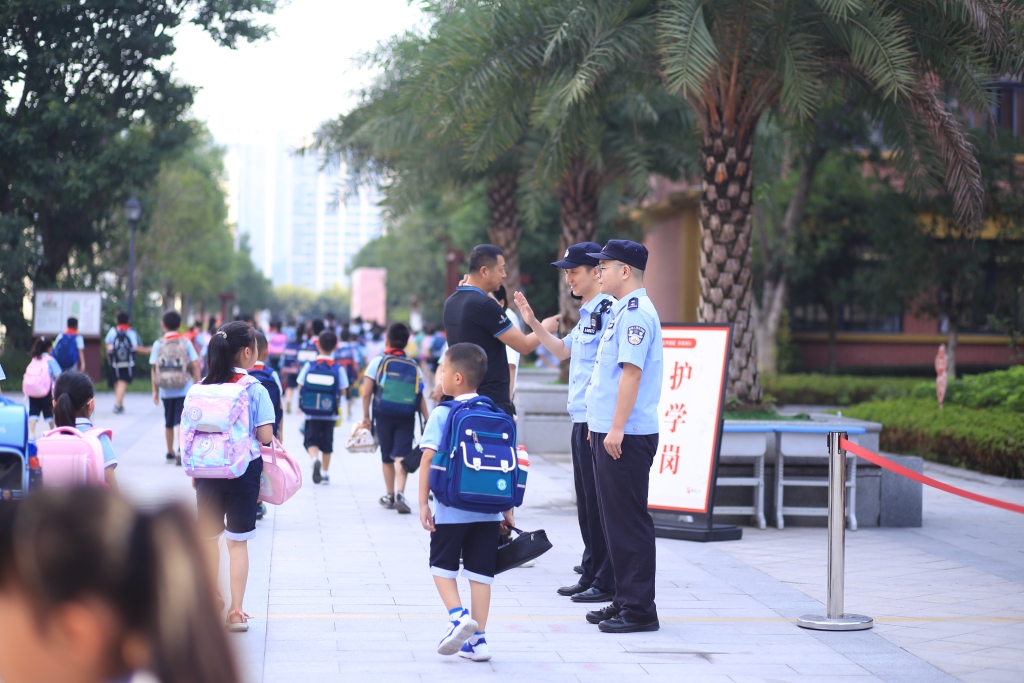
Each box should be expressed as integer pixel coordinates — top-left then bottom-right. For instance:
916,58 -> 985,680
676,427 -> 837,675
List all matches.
485,173 -> 523,298
697,130 -> 761,402
555,163 -> 601,382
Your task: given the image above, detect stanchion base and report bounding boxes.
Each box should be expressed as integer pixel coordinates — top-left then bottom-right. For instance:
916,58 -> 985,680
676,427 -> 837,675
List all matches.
654,523 -> 743,542
796,614 -> 873,631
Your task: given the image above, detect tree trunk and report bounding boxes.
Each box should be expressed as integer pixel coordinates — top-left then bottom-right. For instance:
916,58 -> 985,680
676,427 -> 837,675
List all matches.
485,173 -> 523,298
555,163 -> 601,383
698,131 -> 761,402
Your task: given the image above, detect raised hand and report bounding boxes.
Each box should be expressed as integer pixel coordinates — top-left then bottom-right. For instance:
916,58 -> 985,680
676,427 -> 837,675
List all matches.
513,291 -> 538,326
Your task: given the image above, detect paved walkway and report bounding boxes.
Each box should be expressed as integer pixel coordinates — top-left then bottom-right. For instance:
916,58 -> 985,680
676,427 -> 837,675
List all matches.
48,392 -> 1024,682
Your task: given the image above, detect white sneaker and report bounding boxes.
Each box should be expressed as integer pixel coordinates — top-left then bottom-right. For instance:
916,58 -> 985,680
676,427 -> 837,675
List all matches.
459,636 -> 491,661
321,473 -> 330,485
437,611 -> 478,656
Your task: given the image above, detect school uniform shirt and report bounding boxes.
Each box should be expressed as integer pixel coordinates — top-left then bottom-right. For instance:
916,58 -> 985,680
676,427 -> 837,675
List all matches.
149,333 -> 200,400
564,293 -> 616,423
230,368 -> 277,451
505,308 -> 521,395
36,354 -> 63,381
296,356 -> 349,420
442,286 -> 514,406
0,362 -> 5,381
104,326 -> 142,347
75,417 -> 117,469
419,393 -> 504,525
585,288 -> 664,435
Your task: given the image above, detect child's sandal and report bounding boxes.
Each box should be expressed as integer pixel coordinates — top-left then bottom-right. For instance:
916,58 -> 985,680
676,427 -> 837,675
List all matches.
226,609 -> 250,632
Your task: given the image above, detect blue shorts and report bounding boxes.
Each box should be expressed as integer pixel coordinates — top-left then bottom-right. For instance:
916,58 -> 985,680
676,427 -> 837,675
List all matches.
195,457 -> 263,542
374,413 -> 415,464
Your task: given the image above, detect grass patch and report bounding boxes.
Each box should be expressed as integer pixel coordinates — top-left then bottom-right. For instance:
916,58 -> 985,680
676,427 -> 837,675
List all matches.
844,398 -> 1024,479
722,408 -> 811,421
764,373 -> 921,406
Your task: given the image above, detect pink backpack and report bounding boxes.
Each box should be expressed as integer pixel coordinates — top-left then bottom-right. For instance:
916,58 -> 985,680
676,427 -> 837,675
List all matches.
180,375 -> 260,479
258,438 -> 302,505
268,332 -> 288,356
36,427 -> 109,487
22,355 -> 53,398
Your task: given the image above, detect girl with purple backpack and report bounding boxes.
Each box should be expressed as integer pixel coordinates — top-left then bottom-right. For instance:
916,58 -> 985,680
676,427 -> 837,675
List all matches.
185,321 -> 276,632
23,337 -> 61,440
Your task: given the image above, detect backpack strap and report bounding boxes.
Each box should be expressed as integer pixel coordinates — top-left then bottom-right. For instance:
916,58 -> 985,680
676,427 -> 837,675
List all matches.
84,427 -> 113,443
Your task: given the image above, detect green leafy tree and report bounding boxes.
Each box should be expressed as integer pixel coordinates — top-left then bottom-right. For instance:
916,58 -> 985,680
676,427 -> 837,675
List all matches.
0,0 -> 279,347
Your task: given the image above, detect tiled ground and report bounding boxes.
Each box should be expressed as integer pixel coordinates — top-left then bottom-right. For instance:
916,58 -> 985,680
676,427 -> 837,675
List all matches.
64,391 -> 1023,682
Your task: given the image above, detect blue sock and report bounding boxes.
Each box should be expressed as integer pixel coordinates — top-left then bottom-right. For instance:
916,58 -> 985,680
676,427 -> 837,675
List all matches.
448,606 -> 466,620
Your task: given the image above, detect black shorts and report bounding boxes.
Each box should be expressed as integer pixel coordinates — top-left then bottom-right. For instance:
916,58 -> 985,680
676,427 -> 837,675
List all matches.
375,413 -> 415,464
107,366 -> 134,387
282,371 -> 299,389
345,385 -> 360,400
429,521 -> 501,585
303,419 -> 335,454
195,457 -> 263,542
28,396 -> 53,420
163,396 -> 186,429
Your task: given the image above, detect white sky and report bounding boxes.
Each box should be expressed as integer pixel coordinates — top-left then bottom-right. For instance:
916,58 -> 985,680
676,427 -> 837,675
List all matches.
167,0 -> 426,144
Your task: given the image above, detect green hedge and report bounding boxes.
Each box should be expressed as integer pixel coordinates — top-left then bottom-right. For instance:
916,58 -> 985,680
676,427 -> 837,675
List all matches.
911,366 -> 1024,412
763,373 -> 920,406
844,398 -> 1024,479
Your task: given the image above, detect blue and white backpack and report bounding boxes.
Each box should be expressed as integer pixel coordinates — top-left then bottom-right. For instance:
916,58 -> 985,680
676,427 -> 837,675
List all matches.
299,360 -> 341,417
428,396 -> 524,514
372,354 -> 421,417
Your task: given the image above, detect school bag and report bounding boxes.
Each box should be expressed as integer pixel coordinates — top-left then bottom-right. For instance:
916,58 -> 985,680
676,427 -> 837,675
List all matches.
333,343 -> 361,386
258,437 -> 302,505
35,427 -> 110,487
52,335 -> 79,371
110,330 -> 135,368
297,341 -> 318,365
180,375 -> 260,479
428,396 -> 523,514
249,366 -> 283,437
22,355 -> 53,398
268,332 -> 288,357
372,354 -> 421,417
154,337 -> 192,389
429,334 -> 447,359
280,341 -> 301,376
299,360 -> 341,417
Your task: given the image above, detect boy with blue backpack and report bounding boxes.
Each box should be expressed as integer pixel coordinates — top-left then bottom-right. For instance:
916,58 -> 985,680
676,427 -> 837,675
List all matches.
53,317 -> 86,374
297,329 -> 348,485
418,343 -> 522,662
358,323 -> 428,514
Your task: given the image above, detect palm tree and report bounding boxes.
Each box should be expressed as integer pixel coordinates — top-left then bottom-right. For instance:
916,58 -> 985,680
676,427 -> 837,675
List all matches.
552,0 -> 1017,401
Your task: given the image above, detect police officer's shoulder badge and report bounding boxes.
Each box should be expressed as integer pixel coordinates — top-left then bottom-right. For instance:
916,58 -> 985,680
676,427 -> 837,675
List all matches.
628,297 -> 639,310
627,325 -> 646,345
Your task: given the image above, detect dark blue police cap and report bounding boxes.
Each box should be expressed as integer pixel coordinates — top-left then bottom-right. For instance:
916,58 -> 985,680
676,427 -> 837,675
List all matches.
588,239 -> 649,271
551,241 -> 603,269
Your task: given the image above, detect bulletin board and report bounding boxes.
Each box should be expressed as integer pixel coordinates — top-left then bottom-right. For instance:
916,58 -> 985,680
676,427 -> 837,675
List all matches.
32,290 -> 103,337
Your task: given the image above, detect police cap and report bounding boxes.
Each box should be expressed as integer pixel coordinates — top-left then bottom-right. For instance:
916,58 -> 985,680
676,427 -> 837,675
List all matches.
588,239 -> 649,272
551,242 -> 603,269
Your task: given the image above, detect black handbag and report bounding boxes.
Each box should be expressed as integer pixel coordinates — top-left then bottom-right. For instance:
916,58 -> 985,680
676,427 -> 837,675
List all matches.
400,413 -> 425,474
495,527 -> 553,574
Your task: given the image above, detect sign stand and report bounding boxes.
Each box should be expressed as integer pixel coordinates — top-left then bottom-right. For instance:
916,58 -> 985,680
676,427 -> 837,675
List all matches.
649,323 -> 742,543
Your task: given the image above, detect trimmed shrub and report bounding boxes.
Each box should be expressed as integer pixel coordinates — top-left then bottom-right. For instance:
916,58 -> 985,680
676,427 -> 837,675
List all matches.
844,399 -> 1024,479
763,374 -> 919,406
911,366 -> 1024,412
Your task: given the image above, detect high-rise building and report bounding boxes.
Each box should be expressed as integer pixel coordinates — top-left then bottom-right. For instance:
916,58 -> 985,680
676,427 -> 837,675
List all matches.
224,132 -> 383,290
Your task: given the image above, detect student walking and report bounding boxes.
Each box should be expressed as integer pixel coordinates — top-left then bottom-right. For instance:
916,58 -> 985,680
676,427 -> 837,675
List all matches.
335,327 -> 363,420
151,310 -> 202,465
0,488 -> 242,683
279,321 -> 306,413
297,329 -> 348,485
52,317 -> 86,374
22,337 -> 61,440
105,311 -> 145,414
183,321 -> 277,632
51,370 -> 120,489
251,331 -> 285,440
418,343 -> 516,662
358,322 -> 429,514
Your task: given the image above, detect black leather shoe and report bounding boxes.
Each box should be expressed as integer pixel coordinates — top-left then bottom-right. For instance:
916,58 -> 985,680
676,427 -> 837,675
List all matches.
556,582 -> 588,596
573,565 -> 584,574
586,605 -> 620,624
571,587 -> 614,603
598,615 -> 660,633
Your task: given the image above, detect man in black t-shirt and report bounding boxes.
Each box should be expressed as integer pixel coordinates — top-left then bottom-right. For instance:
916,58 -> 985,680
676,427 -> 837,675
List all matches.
442,245 -> 558,415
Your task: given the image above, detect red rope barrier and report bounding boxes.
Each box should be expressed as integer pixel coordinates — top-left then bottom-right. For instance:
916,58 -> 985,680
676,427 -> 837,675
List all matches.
839,438 -> 1024,516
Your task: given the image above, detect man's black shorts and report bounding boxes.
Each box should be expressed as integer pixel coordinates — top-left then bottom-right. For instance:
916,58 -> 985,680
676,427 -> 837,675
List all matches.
429,521 -> 501,585
107,366 -> 133,387
162,396 -> 186,429
375,413 -> 415,464
195,456 -> 263,542
303,419 -> 335,454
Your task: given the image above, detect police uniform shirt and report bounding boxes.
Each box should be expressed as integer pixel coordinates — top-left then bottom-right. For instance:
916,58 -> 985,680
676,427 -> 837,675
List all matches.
563,293 -> 615,423
585,288 -> 663,435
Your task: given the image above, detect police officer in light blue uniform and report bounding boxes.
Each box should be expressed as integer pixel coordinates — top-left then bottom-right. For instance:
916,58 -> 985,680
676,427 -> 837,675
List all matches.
583,239 -> 663,633
514,243 -> 617,604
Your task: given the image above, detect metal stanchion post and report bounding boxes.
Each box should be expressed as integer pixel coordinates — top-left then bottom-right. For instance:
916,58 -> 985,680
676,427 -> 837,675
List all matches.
797,431 -> 873,631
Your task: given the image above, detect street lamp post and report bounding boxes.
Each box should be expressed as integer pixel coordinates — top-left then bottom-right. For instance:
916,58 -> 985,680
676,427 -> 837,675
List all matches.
123,196 -> 142,319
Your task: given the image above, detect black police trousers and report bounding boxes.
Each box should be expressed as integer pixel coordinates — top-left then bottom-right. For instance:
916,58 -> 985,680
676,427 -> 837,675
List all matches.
572,423 -> 615,592
590,430 -> 659,624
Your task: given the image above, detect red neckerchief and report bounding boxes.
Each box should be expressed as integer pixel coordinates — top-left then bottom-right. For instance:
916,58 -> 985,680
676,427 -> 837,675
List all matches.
164,332 -> 181,340
116,324 -> 130,331
64,328 -> 77,336
384,347 -> 406,356
229,374 -> 246,383
252,362 -> 265,370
